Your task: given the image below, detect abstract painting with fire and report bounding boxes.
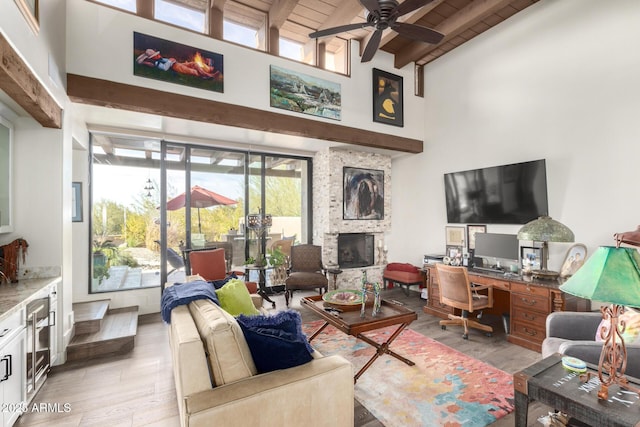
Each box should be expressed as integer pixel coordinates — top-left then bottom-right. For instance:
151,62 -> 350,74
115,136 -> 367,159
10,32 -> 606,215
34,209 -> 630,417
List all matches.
133,32 -> 224,93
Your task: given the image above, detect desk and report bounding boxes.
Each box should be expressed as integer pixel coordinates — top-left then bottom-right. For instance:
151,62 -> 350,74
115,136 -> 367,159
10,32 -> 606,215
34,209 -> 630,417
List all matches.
514,353 -> 640,427
423,265 -> 591,352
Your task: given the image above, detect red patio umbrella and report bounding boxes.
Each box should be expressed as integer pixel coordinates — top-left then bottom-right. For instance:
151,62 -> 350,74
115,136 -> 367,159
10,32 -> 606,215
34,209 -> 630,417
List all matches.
166,185 -> 238,233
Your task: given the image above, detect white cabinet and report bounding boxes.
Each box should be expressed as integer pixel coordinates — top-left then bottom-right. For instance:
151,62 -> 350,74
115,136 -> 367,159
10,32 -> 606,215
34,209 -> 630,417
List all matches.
48,282 -> 58,366
0,310 -> 26,427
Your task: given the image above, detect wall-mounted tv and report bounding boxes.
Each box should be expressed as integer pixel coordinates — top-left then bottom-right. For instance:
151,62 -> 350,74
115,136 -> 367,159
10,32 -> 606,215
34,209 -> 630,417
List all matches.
444,159 -> 548,224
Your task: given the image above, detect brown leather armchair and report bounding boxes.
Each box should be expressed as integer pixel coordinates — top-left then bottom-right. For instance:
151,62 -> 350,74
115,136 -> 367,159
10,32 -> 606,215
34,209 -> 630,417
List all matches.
435,263 -> 494,339
284,244 -> 328,307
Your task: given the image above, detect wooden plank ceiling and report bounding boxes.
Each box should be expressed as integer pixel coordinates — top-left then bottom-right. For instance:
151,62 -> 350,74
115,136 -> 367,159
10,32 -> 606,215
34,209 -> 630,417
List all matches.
225,0 -> 539,68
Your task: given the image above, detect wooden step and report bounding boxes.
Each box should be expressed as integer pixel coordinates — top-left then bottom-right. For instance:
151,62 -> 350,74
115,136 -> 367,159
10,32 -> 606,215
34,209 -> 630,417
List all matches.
67,306 -> 139,362
72,300 -> 110,335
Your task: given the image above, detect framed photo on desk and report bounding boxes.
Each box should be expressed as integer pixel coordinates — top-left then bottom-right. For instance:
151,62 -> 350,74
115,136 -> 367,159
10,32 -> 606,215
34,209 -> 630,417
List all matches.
520,246 -> 541,269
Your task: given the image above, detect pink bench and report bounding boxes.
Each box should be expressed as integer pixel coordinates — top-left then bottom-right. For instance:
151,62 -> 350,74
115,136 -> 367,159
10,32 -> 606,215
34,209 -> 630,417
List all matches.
383,263 -> 424,296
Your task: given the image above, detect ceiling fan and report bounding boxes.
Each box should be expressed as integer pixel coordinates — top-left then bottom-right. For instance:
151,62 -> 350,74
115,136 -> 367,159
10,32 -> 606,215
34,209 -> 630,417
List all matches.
309,0 -> 445,63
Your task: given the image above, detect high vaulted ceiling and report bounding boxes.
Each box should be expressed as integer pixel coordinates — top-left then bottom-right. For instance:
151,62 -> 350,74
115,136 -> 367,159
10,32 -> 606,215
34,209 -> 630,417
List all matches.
230,0 -> 539,69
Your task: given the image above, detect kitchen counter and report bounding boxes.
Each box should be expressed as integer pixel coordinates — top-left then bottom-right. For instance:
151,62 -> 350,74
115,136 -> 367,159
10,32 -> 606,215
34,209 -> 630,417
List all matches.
0,277 -> 61,322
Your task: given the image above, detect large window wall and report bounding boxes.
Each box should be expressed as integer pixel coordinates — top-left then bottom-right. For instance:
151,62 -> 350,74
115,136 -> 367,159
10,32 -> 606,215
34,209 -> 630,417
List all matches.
90,133 -> 311,293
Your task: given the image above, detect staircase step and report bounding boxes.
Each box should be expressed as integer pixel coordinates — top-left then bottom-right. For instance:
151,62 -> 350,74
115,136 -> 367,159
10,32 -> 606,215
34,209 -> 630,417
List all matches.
67,306 -> 139,362
72,300 -> 110,335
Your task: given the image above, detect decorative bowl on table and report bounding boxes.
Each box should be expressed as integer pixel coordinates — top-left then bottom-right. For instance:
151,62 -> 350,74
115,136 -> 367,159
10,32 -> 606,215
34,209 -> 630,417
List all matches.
322,289 -> 373,311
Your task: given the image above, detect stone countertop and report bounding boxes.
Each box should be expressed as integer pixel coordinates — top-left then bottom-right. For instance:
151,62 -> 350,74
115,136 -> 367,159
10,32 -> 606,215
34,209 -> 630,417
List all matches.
0,277 -> 61,323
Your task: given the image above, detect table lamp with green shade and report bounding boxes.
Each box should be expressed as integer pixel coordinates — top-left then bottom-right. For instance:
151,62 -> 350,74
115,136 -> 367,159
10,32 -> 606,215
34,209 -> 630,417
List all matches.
559,244 -> 640,399
517,216 -> 575,279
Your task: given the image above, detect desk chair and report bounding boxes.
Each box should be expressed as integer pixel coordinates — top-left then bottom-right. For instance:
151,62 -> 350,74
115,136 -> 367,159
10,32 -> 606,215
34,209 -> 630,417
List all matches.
435,264 -> 493,339
284,244 -> 328,307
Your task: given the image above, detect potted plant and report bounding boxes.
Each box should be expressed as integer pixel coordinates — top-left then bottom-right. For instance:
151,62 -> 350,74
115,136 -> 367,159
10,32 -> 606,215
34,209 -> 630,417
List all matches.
268,247 -> 288,285
92,239 -> 118,285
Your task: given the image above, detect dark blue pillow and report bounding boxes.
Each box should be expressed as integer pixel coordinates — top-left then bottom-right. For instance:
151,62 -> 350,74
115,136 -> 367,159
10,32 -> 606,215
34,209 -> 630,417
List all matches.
237,310 -> 314,373
208,272 -> 238,289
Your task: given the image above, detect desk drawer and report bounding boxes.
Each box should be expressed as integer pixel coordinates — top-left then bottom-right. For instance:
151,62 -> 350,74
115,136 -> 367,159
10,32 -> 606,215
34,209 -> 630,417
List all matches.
511,282 -> 549,298
511,292 -> 550,314
511,307 -> 547,329
469,275 -> 510,291
511,321 -> 545,343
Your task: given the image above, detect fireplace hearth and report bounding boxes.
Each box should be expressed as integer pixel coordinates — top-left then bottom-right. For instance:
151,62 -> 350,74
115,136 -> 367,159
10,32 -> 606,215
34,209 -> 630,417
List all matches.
338,233 -> 374,269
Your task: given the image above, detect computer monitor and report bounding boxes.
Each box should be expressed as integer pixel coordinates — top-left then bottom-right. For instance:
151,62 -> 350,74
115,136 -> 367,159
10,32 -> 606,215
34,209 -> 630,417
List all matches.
474,233 -> 519,261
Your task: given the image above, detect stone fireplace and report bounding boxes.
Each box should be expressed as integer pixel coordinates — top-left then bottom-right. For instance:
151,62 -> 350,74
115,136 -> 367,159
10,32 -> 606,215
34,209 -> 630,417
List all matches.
337,233 -> 375,269
312,148 -> 391,288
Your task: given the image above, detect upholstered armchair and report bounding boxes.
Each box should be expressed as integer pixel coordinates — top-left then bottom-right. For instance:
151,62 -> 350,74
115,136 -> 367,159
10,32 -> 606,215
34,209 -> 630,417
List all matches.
435,263 -> 494,339
189,248 -> 243,282
542,311 -> 640,379
284,244 -> 328,306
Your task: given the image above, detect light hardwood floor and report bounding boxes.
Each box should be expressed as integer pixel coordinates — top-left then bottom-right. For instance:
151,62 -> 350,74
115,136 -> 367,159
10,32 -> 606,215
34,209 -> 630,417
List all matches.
16,287 -> 553,426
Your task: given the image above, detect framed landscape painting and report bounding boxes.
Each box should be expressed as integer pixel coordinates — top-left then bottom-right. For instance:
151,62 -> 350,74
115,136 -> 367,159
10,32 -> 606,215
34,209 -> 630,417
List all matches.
343,167 -> 384,220
133,32 -> 224,93
373,68 -> 403,127
270,65 -> 341,121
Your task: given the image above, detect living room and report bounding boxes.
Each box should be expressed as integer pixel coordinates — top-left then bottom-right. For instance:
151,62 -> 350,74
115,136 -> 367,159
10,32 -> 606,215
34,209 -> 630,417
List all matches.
1,0 -> 640,426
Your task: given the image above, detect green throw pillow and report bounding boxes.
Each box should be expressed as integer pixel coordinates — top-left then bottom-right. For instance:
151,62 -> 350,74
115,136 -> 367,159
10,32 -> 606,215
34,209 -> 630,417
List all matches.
216,279 -> 261,316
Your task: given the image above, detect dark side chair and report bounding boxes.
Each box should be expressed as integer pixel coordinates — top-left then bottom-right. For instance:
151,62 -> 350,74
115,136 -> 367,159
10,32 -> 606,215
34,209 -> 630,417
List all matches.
284,244 -> 328,307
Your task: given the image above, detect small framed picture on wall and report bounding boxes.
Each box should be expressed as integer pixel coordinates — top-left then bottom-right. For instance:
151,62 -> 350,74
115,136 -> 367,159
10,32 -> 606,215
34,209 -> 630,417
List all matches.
372,68 -> 403,127
445,226 -> 465,247
466,224 -> 486,250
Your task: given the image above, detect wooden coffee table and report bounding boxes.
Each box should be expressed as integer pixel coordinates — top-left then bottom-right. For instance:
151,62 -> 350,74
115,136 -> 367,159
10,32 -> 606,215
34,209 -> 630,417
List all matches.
301,295 -> 418,382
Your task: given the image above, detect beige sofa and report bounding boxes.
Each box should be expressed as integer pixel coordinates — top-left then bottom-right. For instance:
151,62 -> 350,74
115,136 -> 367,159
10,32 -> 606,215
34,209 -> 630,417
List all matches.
167,280 -> 354,427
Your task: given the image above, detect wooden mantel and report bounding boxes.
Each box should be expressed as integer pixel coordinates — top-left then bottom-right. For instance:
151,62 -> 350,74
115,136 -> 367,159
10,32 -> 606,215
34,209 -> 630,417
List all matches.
66,74 -> 423,154
0,34 -> 62,128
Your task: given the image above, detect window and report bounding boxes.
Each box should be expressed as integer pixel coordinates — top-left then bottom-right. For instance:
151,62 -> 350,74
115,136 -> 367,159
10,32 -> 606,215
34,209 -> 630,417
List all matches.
155,0 -> 205,33
279,38 -> 304,62
324,38 -> 349,75
223,2 -> 266,50
90,134 -> 312,294
93,0 -> 136,12
224,20 -> 259,49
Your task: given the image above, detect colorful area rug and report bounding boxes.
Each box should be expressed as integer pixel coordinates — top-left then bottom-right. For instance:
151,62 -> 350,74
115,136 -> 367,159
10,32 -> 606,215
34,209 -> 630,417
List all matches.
302,321 -> 514,427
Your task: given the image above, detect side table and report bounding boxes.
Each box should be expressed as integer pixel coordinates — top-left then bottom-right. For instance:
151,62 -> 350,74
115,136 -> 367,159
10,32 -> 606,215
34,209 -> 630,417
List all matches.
514,353 -> 640,427
327,268 -> 342,290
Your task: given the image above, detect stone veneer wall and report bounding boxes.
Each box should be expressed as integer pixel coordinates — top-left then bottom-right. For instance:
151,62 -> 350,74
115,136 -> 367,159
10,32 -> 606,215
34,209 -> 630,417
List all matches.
313,148 -> 391,289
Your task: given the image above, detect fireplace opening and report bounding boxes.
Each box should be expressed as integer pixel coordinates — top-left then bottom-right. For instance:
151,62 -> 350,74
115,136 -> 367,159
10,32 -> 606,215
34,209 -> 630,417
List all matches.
338,233 -> 374,269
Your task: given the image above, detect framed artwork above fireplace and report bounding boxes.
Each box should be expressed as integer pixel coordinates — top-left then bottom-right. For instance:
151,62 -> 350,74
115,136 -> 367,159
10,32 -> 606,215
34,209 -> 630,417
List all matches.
343,166 -> 384,220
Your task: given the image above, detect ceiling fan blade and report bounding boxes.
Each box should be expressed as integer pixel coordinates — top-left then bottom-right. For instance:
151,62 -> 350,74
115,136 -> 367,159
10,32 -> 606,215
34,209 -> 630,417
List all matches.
361,29 -> 383,62
309,23 -> 372,38
392,22 -> 444,44
395,0 -> 434,17
359,0 -> 380,14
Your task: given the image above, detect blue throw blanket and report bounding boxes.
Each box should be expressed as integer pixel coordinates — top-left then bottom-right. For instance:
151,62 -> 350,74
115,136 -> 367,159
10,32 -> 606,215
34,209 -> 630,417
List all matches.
161,280 -> 219,323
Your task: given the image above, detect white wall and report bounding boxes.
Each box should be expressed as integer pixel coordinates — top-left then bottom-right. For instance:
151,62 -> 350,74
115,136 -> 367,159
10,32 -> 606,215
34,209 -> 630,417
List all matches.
390,0 -> 640,271
66,0 -> 424,141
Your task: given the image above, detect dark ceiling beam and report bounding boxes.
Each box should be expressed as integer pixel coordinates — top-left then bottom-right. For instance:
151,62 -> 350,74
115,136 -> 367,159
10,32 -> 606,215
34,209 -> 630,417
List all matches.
375,0 -> 446,49
67,74 -> 423,154
0,33 -> 62,128
394,0 -> 513,68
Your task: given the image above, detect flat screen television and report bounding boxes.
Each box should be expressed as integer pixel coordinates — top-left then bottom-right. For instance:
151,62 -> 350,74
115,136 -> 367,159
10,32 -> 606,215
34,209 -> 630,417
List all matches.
444,159 -> 548,224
